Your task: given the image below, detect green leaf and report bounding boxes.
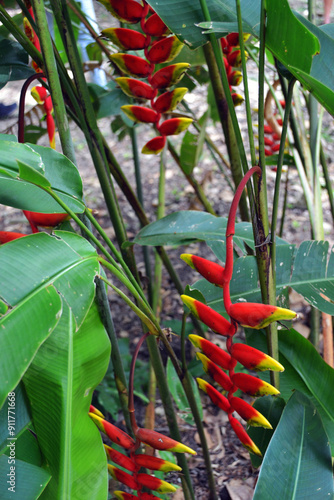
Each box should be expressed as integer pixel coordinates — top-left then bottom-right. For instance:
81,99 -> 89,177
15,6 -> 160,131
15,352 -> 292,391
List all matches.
18,160 -> 52,188
0,455 -> 51,499
0,39 -> 35,83
0,139 -> 84,213
22,301 -> 110,499
253,391 -> 333,499
0,285 -> 62,409
0,231 -> 99,328
180,111 -> 209,175
247,328 -> 334,455
0,384 -> 31,454
166,359 -> 203,425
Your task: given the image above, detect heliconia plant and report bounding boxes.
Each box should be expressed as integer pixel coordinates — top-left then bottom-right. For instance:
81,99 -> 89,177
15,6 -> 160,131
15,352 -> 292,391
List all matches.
219,33 -> 250,106
89,333 -> 196,497
100,0 -> 193,154
182,166 -> 297,456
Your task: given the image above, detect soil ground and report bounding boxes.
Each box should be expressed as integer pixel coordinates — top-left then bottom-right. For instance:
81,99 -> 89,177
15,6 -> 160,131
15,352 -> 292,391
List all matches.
0,1 -> 333,499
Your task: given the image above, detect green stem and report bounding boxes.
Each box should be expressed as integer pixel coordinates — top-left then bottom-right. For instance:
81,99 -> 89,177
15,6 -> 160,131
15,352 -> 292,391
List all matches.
320,144 -> 334,224
30,0 -> 76,163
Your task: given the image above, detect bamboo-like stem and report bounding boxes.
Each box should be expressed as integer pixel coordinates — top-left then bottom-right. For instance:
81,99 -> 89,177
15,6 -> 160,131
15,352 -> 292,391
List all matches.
320,145 -> 334,224
30,0 -> 76,163
278,167 -> 290,238
128,332 -> 150,433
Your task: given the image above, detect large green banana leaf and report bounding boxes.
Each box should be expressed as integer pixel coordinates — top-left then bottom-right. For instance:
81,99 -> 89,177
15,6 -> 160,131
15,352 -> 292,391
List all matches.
147,0 -> 334,115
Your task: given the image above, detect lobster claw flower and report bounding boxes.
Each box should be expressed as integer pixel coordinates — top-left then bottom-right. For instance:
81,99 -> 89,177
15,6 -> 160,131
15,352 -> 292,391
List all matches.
227,49 -> 248,67
23,211 -> 68,233
229,416 -> 262,456
121,105 -> 159,124
196,353 -> 233,392
231,372 -> 280,397
181,295 -> 235,337
152,88 -> 188,113
149,63 -> 190,89
89,413 -> 135,450
158,117 -> 193,136
226,32 -> 250,47
189,334 -> 232,370
110,53 -> 154,78
89,404 -> 104,418
113,492 -> 139,500
136,427 -> 196,454
31,85 -> 48,104
229,343 -> 284,372
228,302 -> 297,329
196,378 -> 231,412
228,70 -> 243,87
97,0 -> 145,24
136,473 -> 177,493
101,28 -> 147,51
146,35 -> 184,64
143,13 -> 169,37
115,77 -> 156,100
180,254 -> 226,287
104,445 -> 136,472
134,454 -> 182,472
108,464 -> 138,490
142,136 -> 167,155
230,397 -> 272,429
0,231 -> 27,244
231,93 -> 244,107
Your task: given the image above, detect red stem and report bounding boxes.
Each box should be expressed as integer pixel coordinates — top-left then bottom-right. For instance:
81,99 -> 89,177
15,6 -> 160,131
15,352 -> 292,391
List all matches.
18,73 -> 45,143
128,332 -> 150,434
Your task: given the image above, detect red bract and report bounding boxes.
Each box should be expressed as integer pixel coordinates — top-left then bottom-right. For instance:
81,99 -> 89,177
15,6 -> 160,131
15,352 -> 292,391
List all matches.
227,49 -> 245,67
23,211 -> 68,233
189,334 -> 232,370
152,88 -> 188,113
121,105 -> 159,124
136,428 -> 196,454
110,53 -> 153,78
108,465 -> 138,490
136,473 -> 177,493
142,136 -> 167,155
89,413 -> 135,449
180,253 -> 226,287
0,231 -> 27,244
158,117 -> 193,136
230,397 -> 272,429
181,295 -> 235,337
229,416 -> 262,456
98,0 -> 146,23
115,77 -> 156,100
102,28 -> 147,50
143,13 -> 168,36
149,63 -> 190,89
197,378 -> 231,412
228,301 -> 297,329
134,454 -> 181,472
229,343 -> 284,372
146,36 -> 183,64
104,445 -> 136,472
232,373 -> 279,397
197,353 -> 234,391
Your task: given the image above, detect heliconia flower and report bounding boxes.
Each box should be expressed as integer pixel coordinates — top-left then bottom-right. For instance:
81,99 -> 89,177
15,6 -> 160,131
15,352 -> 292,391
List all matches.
149,63 -> 190,89
227,49 -> 247,67
180,254 -> 226,288
276,117 -> 283,126
113,492 -> 139,500
23,17 -> 41,52
229,343 -> 284,372
146,36 -> 184,64
136,473 -> 177,493
229,416 -> 262,456
136,427 -> 196,455
89,413 -> 135,450
31,85 -> 48,104
189,334 -> 232,370
196,378 -> 231,413
0,231 -> 27,244
271,143 -> 281,153
264,137 -> 274,146
115,77 -> 156,100
228,302 -> 297,329
231,93 -> 244,107
89,404 -> 104,418
108,464 -> 138,490
230,397 -> 272,429
121,105 -> 159,124
223,56 -> 232,76
134,454 -> 182,472
97,0 -> 146,24
110,53 -> 153,78
158,117 -> 193,136
43,95 -> 53,115
228,70 -> 243,87
142,136 -> 167,155
23,211 -> 68,232
46,114 -> 56,149
143,13 -> 169,37
181,295 -> 235,337
231,373 -> 280,397
101,28 -> 147,51
226,32 -> 250,47
104,445 -> 136,472
264,124 -> 274,134
152,88 -> 188,113
196,353 -> 233,392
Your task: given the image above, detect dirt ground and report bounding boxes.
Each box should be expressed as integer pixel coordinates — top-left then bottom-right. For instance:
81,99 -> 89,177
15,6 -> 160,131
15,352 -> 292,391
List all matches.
0,2 -> 334,499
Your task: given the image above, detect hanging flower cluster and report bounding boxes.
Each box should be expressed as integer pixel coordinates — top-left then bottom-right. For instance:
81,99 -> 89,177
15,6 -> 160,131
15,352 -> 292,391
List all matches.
181,166 -> 297,456
220,32 -> 250,107
89,331 -> 196,498
99,0 -> 192,154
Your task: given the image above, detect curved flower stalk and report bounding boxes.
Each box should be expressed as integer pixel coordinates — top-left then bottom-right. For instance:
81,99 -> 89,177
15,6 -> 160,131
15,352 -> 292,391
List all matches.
181,166 -> 297,456
99,0 -> 192,154
220,33 -> 250,107
90,333 -> 196,498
